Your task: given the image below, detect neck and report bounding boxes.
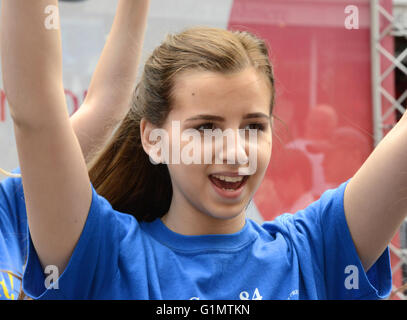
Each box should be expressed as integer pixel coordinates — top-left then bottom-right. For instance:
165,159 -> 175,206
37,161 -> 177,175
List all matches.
161,192 -> 246,236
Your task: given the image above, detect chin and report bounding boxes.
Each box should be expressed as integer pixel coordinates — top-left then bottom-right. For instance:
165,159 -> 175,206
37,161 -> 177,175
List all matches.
202,202 -> 247,221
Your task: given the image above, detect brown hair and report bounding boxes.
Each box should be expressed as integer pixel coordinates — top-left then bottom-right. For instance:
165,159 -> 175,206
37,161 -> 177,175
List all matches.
88,26 -> 276,222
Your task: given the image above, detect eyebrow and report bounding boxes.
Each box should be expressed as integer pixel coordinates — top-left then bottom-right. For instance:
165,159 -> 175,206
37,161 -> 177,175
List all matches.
185,112 -> 270,122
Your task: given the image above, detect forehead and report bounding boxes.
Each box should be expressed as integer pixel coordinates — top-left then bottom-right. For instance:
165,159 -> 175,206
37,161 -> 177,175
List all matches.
170,67 -> 271,118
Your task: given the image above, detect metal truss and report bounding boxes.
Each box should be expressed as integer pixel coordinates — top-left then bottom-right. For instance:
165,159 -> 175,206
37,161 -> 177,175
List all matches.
370,0 -> 407,300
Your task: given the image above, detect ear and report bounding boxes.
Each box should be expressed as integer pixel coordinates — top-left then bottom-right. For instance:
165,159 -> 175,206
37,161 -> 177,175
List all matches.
140,118 -> 165,164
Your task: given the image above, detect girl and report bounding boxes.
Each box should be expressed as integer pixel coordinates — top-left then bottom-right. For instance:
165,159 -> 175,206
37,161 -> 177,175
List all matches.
1,0 -> 405,299
0,0 -> 150,299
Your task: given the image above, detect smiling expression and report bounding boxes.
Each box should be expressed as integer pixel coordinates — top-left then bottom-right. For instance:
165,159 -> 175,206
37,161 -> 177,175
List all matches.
160,66 -> 273,221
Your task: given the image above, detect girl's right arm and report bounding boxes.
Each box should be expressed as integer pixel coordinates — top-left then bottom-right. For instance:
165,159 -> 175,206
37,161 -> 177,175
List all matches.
1,0 -> 92,275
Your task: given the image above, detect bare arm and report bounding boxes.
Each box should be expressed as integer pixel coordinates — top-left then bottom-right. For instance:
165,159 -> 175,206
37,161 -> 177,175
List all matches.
71,0 -> 150,163
1,0 -> 91,273
344,111 -> 407,271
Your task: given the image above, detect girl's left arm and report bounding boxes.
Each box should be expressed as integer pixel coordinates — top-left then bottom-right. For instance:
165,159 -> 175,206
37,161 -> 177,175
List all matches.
344,111 -> 407,271
70,0 -> 150,163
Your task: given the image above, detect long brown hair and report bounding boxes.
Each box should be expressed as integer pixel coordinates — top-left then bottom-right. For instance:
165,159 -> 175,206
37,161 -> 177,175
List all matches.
88,26 -> 276,222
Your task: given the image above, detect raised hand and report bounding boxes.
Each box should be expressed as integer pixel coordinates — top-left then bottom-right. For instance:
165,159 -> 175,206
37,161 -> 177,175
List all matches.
1,0 -> 92,274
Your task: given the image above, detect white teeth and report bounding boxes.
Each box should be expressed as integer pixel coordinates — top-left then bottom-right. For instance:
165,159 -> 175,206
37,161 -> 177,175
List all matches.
212,174 -> 244,183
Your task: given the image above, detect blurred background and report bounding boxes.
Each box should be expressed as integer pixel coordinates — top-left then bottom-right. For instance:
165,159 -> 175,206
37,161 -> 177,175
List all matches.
0,0 -> 406,299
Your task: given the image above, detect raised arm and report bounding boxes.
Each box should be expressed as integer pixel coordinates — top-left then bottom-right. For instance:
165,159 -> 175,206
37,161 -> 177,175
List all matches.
344,111 -> 407,271
1,0 -> 92,273
71,0 -> 150,163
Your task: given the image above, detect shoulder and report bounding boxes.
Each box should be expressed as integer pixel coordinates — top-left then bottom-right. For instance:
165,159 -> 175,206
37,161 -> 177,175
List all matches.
85,184 -> 145,251
259,179 -> 351,247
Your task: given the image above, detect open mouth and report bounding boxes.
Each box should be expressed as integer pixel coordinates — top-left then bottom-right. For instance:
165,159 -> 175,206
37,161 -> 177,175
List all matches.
208,174 -> 249,191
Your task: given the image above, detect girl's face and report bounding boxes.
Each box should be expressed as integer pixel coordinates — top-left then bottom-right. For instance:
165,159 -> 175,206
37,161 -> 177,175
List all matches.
145,67 -> 272,231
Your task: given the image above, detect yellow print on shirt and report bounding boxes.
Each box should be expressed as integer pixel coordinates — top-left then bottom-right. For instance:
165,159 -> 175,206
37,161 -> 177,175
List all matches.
0,271 -> 18,300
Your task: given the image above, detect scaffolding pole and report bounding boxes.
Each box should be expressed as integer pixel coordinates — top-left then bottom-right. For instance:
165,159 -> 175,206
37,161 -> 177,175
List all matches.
370,0 -> 407,300
371,0 -> 384,146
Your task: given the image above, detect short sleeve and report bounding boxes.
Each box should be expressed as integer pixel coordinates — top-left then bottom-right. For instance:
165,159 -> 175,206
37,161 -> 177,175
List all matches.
278,179 -> 392,299
22,183 -> 132,299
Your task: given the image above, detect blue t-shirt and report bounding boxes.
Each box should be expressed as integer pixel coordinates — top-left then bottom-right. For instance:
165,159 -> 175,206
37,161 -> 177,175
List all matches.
0,170 -> 392,300
0,170 -> 27,300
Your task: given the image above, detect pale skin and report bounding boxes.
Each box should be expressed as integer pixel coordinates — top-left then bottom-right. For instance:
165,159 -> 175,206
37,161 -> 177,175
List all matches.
2,0 -> 407,279
0,0 -> 150,273
1,0 -> 149,165
71,0 -> 150,163
141,69 -> 273,236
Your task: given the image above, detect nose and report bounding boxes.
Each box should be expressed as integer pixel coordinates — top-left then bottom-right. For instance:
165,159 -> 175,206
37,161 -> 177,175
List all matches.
214,129 -> 249,165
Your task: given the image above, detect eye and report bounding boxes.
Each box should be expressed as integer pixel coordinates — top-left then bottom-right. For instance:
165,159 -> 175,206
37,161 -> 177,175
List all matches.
196,123 -> 215,131
243,123 -> 266,131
